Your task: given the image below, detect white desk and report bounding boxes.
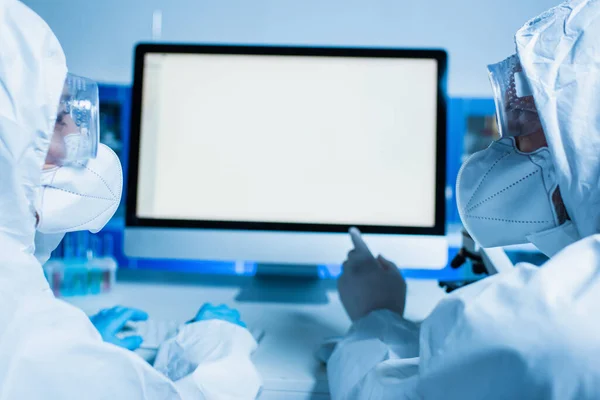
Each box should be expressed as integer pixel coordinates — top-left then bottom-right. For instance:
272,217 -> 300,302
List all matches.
67,270 -> 446,399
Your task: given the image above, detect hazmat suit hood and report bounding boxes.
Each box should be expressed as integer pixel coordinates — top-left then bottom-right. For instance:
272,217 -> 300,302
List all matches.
0,0 -> 68,252
328,3 -> 600,400
516,0 -> 600,239
0,6 -> 263,400
416,3 -> 600,398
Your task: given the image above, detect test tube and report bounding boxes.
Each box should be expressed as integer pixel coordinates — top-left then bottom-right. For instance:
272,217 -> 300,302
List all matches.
51,238 -> 64,259
102,234 -> 117,292
63,233 -> 74,259
103,234 -> 114,258
90,234 -> 102,258
76,231 -> 89,259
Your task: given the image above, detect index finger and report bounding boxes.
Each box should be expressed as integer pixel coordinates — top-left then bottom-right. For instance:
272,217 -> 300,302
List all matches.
349,227 -> 372,255
114,307 -> 149,326
123,307 -> 149,322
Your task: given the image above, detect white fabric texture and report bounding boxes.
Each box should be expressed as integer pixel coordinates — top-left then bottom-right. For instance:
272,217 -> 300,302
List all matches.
155,321 -> 262,399
0,0 -> 65,252
328,1 -> 600,398
456,137 -> 560,249
329,237 -> 600,399
328,310 -> 421,400
37,143 -> 122,234
0,1 -> 261,399
516,0 -> 600,240
33,231 -> 65,265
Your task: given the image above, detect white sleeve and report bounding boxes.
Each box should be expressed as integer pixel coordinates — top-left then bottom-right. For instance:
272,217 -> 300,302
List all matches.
0,280 -> 183,399
416,241 -> 600,400
0,231 -> 260,400
327,309 -> 422,400
154,320 -> 262,400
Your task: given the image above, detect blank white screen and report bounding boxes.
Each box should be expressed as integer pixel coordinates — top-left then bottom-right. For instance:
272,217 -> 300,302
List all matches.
137,52 -> 439,227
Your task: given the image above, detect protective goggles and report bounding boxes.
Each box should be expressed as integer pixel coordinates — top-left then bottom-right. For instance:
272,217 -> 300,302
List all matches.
46,73 -> 99,166
487,54 -> 541,138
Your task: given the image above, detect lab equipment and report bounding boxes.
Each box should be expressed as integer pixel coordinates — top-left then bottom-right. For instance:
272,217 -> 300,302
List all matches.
126,44 -> 448,270
43,232 -> 118,296
440,229 -> 486,293
0,2 -> 261,398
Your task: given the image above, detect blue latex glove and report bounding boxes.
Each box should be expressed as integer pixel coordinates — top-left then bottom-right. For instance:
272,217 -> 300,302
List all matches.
90,306 -> 149,350
190,303 -> 246,328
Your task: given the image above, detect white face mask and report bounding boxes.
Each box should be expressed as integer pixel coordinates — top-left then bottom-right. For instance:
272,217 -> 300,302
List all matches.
456,138 -> 579,257
34,144 -> 122,263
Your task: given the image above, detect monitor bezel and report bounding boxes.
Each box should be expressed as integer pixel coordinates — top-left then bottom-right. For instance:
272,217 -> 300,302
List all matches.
127,43 -> 448,236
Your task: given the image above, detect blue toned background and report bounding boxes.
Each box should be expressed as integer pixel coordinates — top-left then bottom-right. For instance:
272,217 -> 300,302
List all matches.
22,0 -> 558,97
22,0 -> 556,280
94,84 -> 496,281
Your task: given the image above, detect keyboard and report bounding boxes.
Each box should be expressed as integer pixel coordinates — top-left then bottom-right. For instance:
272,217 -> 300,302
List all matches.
118,319 -> 265,350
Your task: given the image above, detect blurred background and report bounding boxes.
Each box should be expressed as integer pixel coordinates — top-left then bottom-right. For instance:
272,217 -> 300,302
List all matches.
23,0 -> 556,285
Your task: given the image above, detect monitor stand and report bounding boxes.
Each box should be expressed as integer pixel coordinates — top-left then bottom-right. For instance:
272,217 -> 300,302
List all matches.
235,263 -> 330,304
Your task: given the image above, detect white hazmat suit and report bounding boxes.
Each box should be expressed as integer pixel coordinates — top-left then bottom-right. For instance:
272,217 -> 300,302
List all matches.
0,1 -> 261,398
328,1 -> 600,398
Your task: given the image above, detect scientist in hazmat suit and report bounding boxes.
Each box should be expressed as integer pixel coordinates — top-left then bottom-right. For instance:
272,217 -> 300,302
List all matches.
0,0 -> 261,398
328,0 -> 600,398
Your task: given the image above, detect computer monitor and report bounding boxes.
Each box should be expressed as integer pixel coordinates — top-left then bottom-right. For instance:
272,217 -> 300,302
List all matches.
125,44 -> 448,269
